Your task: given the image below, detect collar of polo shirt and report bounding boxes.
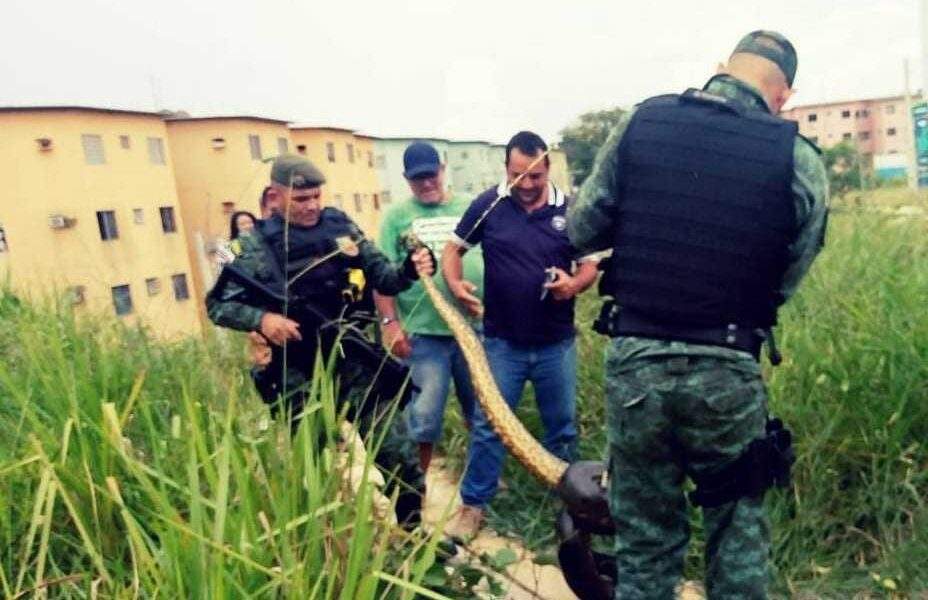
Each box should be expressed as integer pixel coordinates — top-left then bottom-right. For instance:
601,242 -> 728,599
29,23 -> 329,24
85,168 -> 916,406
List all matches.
496,181 -> 565,207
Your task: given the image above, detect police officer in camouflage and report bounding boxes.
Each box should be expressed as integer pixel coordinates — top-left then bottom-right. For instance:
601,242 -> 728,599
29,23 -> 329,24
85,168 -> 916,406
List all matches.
206,154 -> 435,525
568,31 -> 828,598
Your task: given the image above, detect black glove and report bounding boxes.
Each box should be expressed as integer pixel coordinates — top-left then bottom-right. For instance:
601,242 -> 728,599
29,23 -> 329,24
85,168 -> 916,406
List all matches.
401,245 -> 435,281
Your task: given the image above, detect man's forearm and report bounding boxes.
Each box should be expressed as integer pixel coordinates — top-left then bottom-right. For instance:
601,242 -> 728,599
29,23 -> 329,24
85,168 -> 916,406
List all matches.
373,291 -> 400,321
573,261 -> 600,294
441,241 -> 466,284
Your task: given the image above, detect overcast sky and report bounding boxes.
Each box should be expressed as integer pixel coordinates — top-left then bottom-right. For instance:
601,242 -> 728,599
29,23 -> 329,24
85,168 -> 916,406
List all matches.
1,0 -> 922,143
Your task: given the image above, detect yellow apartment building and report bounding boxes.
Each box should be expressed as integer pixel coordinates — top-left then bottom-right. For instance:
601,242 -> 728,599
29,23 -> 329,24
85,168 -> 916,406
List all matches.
0,106 -> 200,339
165,116 -> 292,310
289,127 -> 384,239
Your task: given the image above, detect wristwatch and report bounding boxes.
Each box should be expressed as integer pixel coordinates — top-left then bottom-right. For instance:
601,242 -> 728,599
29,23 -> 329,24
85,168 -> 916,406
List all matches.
380,316 -> 396,326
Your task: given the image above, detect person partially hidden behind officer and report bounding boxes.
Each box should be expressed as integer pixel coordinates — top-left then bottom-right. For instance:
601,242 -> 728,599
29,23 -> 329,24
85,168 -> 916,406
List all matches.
568,31 -> 828,598
206,154 -> 435,525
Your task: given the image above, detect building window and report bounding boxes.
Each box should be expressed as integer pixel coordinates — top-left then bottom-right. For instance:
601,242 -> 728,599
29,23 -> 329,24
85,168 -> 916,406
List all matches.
461,151 -> 469,159
842,133 -> 852,140
82,134 -> 106,165
353,193 -> 362,212
375,154 -> 386,169
841,110 -> 851,119
119,135 -> 131,149
382,190 -> 392,204
367,151 -> 373,167
146,277 -> 161,296
334,193 -> 343,209
159,206 -> 177,233
248,135 -> 262,160
887,128 -> 897,136
147,137 -> 166,165
443,151 -> 448,163
277,137 -> 289,154
373,193 -> 380,211
171,273 -> 190,300
885,105 -> 896,115
97,210 -> 119,240
0,224 -> 7,252
859,131 -> 871,140
296,144 -> 307,154
133,208 -> 144,224
326,142 -> 336,162
347,143 -> 355,163
112,284 -> 133,316
221,201 -> 235,214
807,113 -> 817,122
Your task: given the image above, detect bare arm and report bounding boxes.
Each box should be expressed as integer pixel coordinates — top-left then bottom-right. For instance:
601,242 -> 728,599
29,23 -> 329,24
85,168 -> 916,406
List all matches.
543,260 -> 600,301
373,291 -> 411,359
441,240 -> 483,317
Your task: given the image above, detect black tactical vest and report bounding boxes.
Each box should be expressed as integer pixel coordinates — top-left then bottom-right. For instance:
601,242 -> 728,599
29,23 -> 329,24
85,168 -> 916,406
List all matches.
606,89 -> 797,328
257,208 -> 364,315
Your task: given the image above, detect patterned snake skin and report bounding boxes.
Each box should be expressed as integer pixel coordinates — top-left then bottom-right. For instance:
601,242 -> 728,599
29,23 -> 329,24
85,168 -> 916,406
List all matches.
419,275 -> 567,487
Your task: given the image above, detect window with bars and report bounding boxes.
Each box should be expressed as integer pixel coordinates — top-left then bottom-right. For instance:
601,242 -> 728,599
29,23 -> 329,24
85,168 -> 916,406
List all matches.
249,135 -> 262,160
82,134 -> 106,165
159,206 -> 177,233
112,284 -> 133,315
146,277 -> 161,296
133,208 -> 144,224
172,273 -> 190,300
97,210 -> 119,240
326,142 -> 336,162
353,193 -> 362,212
347,143 -> 355,164
119,135 -> 131,149
147,137 -> 166,165
887,128 -> 897,136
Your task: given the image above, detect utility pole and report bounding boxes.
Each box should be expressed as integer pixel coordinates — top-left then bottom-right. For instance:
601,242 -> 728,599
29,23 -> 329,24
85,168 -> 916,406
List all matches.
905,59 -> 918,190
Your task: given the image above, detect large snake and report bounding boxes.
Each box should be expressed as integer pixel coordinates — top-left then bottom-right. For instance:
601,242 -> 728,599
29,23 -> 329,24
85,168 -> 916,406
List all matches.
417,274 -> 567,488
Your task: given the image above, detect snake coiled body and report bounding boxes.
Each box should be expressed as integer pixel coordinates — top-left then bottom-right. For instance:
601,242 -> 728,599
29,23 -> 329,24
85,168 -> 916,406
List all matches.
419,276 -> 567,487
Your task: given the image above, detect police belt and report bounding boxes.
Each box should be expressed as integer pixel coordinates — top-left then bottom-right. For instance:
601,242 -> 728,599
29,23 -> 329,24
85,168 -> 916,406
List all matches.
609,308 -> 765,360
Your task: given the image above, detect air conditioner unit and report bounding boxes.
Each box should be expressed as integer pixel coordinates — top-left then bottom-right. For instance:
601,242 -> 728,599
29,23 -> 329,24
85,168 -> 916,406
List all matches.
211,137 -> 226,149
36,137 -> 53,151
69,286 -> 86,305
49,214 -> 71,229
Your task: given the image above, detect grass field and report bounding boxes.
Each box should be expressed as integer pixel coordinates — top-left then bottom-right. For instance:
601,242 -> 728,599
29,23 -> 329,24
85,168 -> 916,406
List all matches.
1,189 -> 926,597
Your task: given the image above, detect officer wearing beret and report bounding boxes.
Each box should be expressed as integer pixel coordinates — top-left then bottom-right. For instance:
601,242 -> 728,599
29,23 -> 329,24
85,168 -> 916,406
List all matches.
569,32 -> 828,597
207,154 -> 435,524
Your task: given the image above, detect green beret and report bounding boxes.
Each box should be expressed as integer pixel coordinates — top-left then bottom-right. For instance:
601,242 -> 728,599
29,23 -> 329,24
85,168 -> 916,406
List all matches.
731,30 -> 797,87
270,154 -> 326,188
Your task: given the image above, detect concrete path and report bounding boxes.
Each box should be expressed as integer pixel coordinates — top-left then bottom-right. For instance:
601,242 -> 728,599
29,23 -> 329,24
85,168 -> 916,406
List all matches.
422,458 -> 705,600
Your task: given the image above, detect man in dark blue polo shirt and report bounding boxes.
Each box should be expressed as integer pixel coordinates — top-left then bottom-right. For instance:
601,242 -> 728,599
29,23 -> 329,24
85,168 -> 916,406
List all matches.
441,131 -> 599,539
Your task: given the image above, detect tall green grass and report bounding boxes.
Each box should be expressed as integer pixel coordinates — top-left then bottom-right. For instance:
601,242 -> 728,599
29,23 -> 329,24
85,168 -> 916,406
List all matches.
0,296 -> 446,598
447,207 -> 927,596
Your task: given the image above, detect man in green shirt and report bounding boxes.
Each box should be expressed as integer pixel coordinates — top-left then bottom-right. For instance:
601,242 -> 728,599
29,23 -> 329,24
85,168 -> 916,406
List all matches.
375,142 -> 485,473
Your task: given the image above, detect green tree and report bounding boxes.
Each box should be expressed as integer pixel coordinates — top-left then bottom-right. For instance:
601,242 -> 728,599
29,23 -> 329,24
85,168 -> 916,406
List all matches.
559,106 -> 627,187
822,141 -> 869,196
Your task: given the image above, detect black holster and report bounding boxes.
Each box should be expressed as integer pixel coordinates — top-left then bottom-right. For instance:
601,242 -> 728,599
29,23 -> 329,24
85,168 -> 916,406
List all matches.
690,417 -> 795,508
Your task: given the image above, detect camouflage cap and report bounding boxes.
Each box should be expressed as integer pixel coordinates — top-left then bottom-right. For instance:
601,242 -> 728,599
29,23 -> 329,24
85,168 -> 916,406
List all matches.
731,30 -> 797,87
270,154 -> 326,188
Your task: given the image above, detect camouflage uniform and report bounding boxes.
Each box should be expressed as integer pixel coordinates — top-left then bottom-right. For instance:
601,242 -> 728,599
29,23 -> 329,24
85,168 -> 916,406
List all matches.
206,213 -> 425,522
568,75 -> 828,598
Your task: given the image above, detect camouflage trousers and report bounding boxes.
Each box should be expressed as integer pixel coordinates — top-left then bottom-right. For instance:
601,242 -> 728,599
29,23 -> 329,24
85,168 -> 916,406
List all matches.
604,340 -> 769,599
255,356 -> 425,525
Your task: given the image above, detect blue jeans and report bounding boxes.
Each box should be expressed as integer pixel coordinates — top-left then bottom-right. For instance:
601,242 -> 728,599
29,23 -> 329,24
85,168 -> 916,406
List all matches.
460,336 -> 578,508
405,334 -> 478,443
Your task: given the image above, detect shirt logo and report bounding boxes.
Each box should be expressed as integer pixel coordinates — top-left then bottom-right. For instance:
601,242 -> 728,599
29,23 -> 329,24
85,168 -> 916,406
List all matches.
551,215 -> 567,232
